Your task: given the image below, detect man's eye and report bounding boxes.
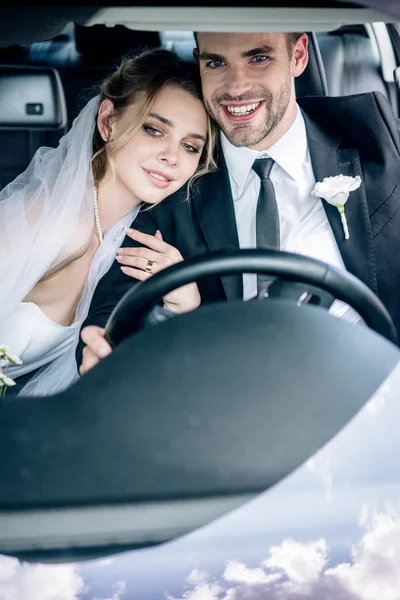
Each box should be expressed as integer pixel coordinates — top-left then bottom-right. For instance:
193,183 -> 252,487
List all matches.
143,125 -> 162,136
252,55 -> 269,64
206,60 -> 225,69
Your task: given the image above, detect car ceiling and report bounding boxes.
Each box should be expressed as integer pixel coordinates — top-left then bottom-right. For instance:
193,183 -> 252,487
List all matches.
0,1 -> 396,48
336,0 -> 400,20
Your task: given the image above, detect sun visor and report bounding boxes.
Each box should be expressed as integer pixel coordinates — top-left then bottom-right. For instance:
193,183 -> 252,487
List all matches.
0,65 -> 67,130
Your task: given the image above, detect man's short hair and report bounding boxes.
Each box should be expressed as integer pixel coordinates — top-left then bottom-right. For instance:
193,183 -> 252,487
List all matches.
286,32 -> 302,55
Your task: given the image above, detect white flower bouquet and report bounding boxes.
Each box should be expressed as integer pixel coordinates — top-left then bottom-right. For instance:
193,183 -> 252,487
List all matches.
0,345 -> 22,397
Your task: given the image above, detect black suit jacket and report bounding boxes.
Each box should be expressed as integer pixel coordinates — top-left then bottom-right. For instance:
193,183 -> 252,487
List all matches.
77,91 -> 400,364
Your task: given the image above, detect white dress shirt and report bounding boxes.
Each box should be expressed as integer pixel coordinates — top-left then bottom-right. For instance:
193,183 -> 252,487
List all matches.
221,105 -> 361,323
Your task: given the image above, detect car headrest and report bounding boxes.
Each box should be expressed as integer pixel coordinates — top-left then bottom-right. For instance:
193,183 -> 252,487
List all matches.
74,24 -> 161,64
295,31 -> 328,97
316,26 -> 389,98
0,65 -> 66,129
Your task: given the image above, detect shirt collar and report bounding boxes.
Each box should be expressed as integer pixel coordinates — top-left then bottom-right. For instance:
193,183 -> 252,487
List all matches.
220,104 -> 308,188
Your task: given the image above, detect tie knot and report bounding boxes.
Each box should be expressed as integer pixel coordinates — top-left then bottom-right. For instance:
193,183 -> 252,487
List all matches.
252,157 -> 274,180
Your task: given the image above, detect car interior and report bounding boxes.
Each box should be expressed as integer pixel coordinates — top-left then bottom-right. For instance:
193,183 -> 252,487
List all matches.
1,1 -> 400,571
0,20 -> 398,190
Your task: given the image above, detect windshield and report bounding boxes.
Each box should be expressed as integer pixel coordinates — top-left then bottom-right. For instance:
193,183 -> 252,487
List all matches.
2,7 -> 400,598
1,359 -> 400,599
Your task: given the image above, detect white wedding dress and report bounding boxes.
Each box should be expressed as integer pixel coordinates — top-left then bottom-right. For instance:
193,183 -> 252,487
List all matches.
2,302 -> 79,380
1,207 -> 139,397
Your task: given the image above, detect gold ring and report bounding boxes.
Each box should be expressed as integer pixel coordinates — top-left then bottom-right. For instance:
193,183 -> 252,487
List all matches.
145,259 -> 155,274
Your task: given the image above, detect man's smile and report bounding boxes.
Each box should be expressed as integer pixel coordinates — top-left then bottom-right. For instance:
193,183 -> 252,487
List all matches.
221,100 -> 265,122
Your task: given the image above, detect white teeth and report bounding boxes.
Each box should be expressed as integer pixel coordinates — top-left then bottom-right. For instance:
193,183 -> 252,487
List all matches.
226,102 -> 261,115
150,172 -> 168,181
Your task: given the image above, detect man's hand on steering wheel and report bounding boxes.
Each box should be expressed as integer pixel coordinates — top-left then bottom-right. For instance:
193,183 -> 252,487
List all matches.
79,325 -> 110,375
81,229 -> 201,375
116,229 -> 201,314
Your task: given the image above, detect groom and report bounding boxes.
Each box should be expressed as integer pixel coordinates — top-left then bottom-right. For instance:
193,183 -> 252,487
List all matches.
77,31 -> 400,370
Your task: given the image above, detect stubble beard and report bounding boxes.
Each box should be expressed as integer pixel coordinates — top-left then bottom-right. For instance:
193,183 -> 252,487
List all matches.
206,81 -> 292,148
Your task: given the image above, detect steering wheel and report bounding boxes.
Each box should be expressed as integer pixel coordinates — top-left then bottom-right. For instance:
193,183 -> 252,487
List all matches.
105,249 -> 397,347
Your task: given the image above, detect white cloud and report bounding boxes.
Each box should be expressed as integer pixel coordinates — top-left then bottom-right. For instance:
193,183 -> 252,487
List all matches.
0,556 -> 84,600
325,505 -> 400,600
0,556 -> 18,582
167,505 -> 400,600
224,561 -> 281,586
93,580 -> 127,600
187,571 -> 211,586
263,538 -> 328,584
166,569 -> 223,600
0,557 -> 129,600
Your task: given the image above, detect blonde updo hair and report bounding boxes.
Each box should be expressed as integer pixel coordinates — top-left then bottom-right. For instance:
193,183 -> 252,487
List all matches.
91,47 -> 217,198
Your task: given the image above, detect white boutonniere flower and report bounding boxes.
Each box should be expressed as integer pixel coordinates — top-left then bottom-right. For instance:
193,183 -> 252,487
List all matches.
311,175 -> 362,240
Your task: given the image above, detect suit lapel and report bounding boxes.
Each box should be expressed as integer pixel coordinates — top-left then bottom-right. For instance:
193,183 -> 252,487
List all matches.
303,110 -> 378,294
193,146 -> 242,299
193,111 -> 377,299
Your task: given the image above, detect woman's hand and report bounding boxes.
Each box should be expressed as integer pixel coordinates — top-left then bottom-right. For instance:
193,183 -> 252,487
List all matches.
116,229 -> 201,314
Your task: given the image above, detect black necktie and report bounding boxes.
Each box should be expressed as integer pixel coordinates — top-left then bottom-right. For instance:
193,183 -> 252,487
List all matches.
251,158 -> 334,307
252,157 -> 280,294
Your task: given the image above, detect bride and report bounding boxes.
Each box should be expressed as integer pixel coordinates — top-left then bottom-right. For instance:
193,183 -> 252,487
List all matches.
0,47 -> 216,396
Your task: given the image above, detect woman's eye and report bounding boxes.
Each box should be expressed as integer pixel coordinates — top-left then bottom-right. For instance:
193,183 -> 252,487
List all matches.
143,125 -> 162,136
182,143 -> 200,154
